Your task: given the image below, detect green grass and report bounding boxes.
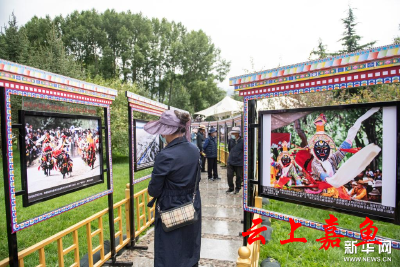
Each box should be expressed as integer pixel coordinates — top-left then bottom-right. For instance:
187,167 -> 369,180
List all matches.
260,199 -> 400,266
0,151 -> 152,265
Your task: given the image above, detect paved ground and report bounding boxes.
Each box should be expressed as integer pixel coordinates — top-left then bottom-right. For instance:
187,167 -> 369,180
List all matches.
118,163 -> 244,267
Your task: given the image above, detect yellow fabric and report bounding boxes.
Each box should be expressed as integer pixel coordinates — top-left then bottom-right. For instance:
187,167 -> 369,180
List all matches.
270,165 -> 278,185
87,133 -> 94,144
352,187 -> 367,200
321,187 -> 339,198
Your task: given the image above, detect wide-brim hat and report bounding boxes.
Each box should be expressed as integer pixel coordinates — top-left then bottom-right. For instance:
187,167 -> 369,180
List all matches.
374,180 -> 382,187
369,188 -> 381,196
229,126 -> 241,135
198,125 -> 206,130
144,110 -> 190,141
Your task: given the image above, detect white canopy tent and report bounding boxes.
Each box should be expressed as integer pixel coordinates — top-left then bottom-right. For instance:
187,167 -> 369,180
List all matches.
194,96 -> 243,119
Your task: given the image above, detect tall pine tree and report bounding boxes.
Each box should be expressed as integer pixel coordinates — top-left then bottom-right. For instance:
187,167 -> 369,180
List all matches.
309,38 -> 329,60
339,7 -> 376,53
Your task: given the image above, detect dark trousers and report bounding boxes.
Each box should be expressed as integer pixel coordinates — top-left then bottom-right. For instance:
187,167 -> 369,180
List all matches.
200,154 -> 206,171
227,164 -> 243,190
207,157 -> 218,178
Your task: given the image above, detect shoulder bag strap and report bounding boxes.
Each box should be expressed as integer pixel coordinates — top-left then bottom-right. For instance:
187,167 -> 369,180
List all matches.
192,159 -> 201,202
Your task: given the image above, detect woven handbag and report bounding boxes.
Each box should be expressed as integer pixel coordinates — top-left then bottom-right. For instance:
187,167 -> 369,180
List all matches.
157,160 -> 201,232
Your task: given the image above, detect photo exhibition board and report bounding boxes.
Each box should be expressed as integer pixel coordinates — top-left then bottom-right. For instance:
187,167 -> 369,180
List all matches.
0,58 -> 116,232
19,111 -> 104,206
260,103 -> 398,221
134,119 -> 161,171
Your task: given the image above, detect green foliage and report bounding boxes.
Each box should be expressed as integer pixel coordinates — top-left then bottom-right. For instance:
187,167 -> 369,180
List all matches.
339,6 -> 376,53
0,10 -> 231,154
0,151 -> 153,265
28,26 -> 84,79
260,199 -> 400,266
309,38 -> 329,60
309,7 -> 378,57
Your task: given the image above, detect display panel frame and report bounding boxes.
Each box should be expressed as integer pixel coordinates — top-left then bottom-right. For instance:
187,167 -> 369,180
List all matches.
258,101 -> 400,225
19,110 -> 104,207
133,119 -> 162,172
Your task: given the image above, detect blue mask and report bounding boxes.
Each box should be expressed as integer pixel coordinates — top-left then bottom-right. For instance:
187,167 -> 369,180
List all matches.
160,135 -> 167,144
231,134 -> 236,139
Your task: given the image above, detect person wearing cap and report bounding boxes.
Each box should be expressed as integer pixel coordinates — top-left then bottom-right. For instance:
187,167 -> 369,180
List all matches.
347,180 -> 358,195
351,178 -> 368,201
196,125 -> 207,172
144,110 -> 201,267
203,127 -> 219,181
368,188 -> 381,202
226,127 -> 244,193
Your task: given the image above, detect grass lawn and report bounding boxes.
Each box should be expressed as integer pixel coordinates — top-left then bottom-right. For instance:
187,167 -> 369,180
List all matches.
0,152 -> 152,266
260,199 -> 400,266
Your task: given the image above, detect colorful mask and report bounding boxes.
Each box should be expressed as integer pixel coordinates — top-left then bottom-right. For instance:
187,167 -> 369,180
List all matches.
308,113 -> 336,161
277,141 -> 293,168
281,154 -> 291,167
313,140 -> 330,162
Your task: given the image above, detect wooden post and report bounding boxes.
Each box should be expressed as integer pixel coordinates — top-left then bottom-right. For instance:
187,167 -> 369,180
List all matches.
125,184 -> 131,241
236,246 -> 251,267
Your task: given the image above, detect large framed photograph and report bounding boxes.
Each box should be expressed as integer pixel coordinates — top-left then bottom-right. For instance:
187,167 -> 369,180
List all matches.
19,110 -> 104,206
134,119 -> 162,171
259,102 -> 400,223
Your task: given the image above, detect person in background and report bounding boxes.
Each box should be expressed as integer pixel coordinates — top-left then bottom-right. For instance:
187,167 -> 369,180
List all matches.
226,127 -> 243,194
347,181 -> 357,195
351,178 -> 368,201
191,128 -> 197,145
375,169 -> 382,180
196,125 -> 207,172
144,110 -> 201,267
368,188 -> 381,202
203,128 -> 219,181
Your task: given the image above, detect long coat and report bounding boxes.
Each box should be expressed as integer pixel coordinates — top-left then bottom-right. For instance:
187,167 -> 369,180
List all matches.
148,137 -> 201,267
196,131 -> 205,152
228,137 -> 244,166
203,136 -> 218,158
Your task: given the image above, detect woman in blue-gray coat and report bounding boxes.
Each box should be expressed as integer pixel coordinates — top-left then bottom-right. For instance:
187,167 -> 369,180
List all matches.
144,110 -> 201,267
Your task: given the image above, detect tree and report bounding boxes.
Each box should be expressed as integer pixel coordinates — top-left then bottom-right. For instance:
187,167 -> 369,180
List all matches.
22,15 -> 53,49
394,24 -> 400,44
28,25 -> 84,79
0,12 -> 31,63
1,12 -> 20,61
1,9 -> 231,115
339,7 -> 376,53
309,38 -> 329,60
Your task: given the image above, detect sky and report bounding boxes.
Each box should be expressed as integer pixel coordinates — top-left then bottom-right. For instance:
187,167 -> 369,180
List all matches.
0,0 -> 399,94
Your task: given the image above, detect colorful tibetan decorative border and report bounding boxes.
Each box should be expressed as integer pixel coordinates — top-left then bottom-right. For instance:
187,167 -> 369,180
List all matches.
234,58 -> 400,91
230,44 -> 400,86
133,174 -> 152,184
0,72 -> 116,100
242,95 -> 400,250
3,88 -> 113,233
130,104 -> 163,117
0,59 -> 117,97
239,70 -> 400,97
0,80 -> 112,104
127,91 -> 168,110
